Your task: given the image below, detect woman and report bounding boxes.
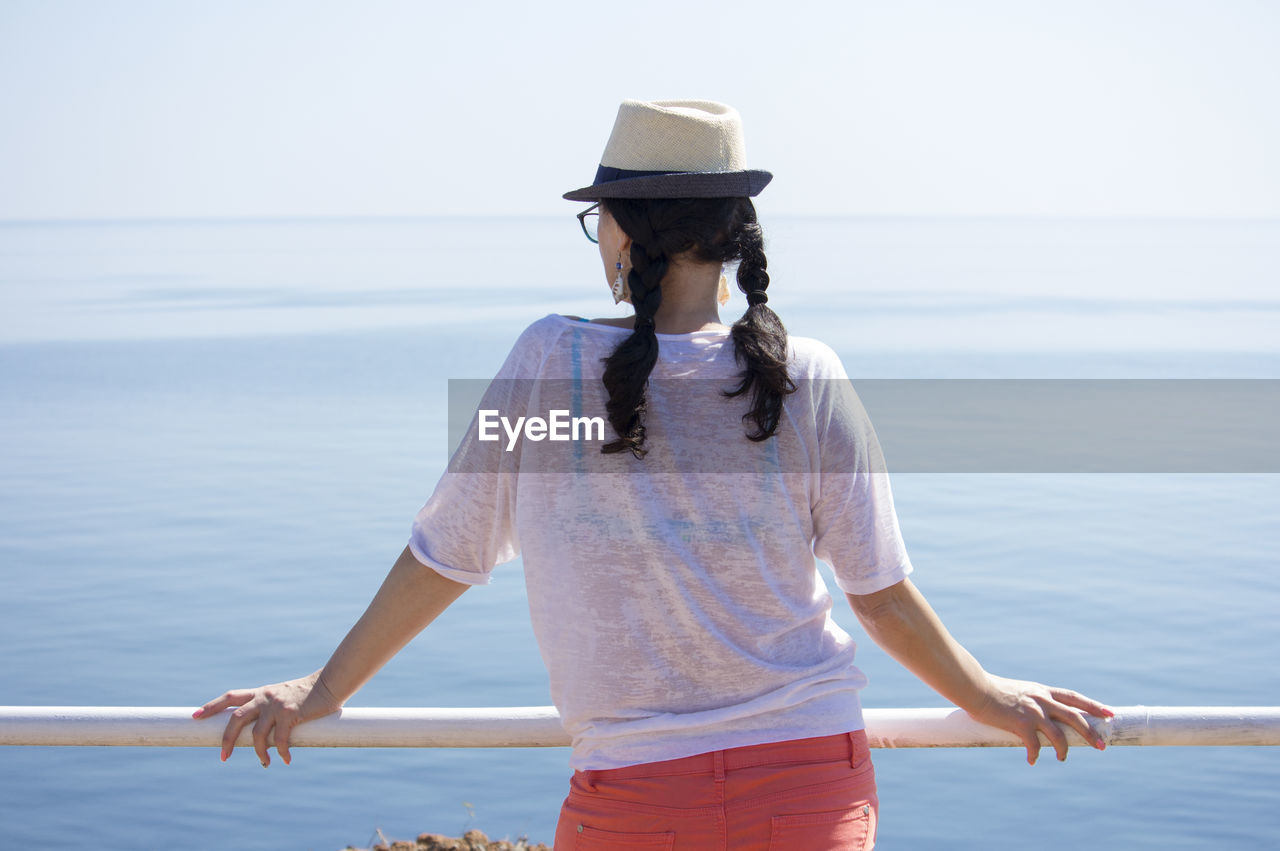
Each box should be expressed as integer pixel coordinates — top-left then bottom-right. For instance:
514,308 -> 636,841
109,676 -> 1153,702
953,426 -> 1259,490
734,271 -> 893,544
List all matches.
195,100 -> 1112,849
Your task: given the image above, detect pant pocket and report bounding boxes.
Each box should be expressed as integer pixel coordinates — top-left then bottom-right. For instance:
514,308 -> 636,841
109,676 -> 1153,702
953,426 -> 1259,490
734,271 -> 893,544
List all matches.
769,804 -> 874,851
574,823 -> 676,849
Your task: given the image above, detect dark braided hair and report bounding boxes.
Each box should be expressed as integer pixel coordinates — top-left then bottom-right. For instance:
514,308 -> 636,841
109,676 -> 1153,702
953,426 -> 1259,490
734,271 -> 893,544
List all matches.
599,197 -> 796,458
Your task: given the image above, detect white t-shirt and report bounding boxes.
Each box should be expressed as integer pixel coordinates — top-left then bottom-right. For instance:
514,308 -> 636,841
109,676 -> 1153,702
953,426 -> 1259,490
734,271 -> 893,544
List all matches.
409,314 -> 913,770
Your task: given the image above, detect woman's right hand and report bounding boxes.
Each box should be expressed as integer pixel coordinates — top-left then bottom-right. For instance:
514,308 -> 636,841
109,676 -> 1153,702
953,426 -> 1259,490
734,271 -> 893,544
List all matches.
965,673 -> 1112,765
192,670 -> 343,767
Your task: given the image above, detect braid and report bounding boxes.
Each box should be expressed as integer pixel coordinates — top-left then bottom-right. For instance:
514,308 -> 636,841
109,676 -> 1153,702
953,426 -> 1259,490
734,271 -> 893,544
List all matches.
626,218 -> 668,331
724,206 -> 796,441
598,197 -> 795,457
600,203 -> 667,458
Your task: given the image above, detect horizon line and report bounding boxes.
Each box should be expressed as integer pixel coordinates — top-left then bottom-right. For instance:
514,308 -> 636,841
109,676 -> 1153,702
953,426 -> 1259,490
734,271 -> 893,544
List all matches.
3,212 -> 1280,228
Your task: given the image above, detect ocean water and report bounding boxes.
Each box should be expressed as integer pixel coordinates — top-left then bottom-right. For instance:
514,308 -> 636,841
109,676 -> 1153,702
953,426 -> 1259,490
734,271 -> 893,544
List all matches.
1,215 -> 1278,850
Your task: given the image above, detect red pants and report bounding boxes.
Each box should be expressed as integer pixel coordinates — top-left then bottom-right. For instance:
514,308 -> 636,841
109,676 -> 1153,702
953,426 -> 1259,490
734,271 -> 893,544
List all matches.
554,730 -> 878,850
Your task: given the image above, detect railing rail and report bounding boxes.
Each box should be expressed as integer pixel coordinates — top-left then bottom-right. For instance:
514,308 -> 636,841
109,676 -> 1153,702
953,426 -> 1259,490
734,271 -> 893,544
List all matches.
2,706 -> 1278,749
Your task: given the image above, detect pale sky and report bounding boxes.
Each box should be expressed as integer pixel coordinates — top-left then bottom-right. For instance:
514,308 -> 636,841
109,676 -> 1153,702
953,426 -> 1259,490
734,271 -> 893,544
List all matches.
1,0 -> 1276,220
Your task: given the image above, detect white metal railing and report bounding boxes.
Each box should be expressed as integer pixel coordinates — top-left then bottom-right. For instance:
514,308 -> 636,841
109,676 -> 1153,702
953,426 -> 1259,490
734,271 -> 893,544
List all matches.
2,706 -> 1278,749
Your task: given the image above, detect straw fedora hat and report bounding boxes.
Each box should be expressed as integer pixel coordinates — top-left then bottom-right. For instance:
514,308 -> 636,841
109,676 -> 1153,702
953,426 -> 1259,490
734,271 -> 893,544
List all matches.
562,99 -> 772,201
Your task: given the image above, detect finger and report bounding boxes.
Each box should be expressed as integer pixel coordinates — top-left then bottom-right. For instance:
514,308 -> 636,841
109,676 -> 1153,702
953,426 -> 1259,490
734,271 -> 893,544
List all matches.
1048,688 -> 1115,719
1018,725 -> 1041,765
194,689 -> 256,720
1049,704 -> 1107,751
1039,716 -> 1070,762
275,715 -> 295,766
252,712 -> 273,767
220,703 -> 258,762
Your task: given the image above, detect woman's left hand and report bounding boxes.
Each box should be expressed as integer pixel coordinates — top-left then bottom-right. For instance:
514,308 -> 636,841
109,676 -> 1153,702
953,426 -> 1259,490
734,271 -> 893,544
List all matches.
849,579 -> 1116,765
967,673 -> 1115,765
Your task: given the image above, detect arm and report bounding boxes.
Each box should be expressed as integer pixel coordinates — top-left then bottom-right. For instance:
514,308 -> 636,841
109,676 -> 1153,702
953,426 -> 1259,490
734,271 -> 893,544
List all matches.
847,577 -> 1113,764
194,545 -> 470,766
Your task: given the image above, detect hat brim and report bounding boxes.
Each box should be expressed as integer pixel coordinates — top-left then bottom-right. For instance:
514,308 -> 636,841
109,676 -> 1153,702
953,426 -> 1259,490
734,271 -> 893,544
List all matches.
563,170 -> 772,202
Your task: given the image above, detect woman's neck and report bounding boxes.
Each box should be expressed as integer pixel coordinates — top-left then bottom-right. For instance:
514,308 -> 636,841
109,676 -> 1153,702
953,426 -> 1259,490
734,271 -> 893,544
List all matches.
646,260 -> 726,334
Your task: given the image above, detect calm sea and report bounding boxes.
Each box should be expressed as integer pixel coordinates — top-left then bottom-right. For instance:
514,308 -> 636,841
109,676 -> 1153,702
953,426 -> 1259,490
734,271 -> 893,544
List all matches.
1,216 -> 1277,849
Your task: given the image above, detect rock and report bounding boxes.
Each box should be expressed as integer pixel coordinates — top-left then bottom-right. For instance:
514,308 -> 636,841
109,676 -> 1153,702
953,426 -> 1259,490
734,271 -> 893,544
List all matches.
349,829 -> 549,851
461,830 -> 490,850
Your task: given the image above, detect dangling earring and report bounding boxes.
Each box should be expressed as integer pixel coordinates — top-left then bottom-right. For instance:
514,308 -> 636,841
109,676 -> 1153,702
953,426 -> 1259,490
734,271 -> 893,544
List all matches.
716,272 -> 730,307
611,258 -> 631,305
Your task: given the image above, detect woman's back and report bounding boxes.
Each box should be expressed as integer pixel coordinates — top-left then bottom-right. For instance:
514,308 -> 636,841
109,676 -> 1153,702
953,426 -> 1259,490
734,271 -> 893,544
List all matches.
410,314 -> 914,769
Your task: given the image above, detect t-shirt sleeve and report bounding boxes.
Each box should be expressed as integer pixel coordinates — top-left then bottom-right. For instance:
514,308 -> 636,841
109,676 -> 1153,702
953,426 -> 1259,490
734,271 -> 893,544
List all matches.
806,345 -> 915,595
408,466 -> 517,585
407,318 -> 554,585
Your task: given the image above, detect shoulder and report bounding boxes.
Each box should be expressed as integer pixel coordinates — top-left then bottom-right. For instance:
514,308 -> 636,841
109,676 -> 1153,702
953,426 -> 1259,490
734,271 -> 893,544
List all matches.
788,335 -> 848,380
491,314 -> 573,379
496,314 -> 620,379
519,313 -> 575,339
507,313 -> 580,353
